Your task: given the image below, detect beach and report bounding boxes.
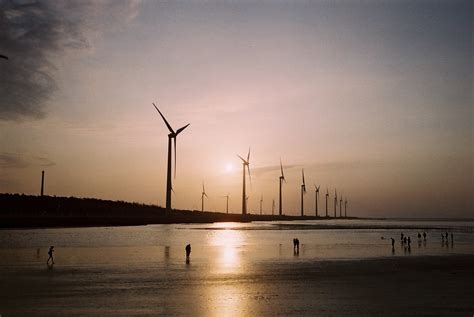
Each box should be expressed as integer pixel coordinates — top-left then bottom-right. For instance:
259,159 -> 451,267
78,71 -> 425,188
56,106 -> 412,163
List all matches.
1,220 -> 473,316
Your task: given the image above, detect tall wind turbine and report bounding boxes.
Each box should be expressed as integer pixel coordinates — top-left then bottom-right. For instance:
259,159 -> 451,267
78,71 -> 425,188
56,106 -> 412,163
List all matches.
325,188 -> 329,217
345,198 -> 348,218
339,194 -> 343,217
201,183 -> 208,212
237,149 -> 251,215
279,159 -> 286,216
314,184 -> 320,217
300,169 -> 306,216
334,189 -> 338,218
260,195 -> 263,215
152,103 -> 190,210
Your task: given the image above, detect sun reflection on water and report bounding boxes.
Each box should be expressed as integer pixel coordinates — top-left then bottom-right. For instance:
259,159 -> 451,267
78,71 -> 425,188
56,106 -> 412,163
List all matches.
208,225 -> 245,273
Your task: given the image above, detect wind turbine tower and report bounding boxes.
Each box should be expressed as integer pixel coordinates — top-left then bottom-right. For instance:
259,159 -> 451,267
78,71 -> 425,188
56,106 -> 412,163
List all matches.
345,199 -> 348,218
325,188 -> 329,217
201,183 -> 208,212
339,195 -> 343,217
40,171 -> 45,196
300,169 -> 306,216
334,189 -> 338,218
260,195 -> 263,215
272,199 -> 275,215
237,148 -> 251,215
314,184 -> 320,217
279,159 -> 286,216
152,103 -> 190,210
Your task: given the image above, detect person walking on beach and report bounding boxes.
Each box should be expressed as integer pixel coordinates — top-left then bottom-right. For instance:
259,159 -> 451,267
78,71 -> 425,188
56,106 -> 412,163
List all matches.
47,246 -> 54,265
390,237 -> 395,249
423,232 -> 426,240
185,244 -> 191,261
407,237 -> 411,249
400,233 -> 404,242
417,232 -> 421,239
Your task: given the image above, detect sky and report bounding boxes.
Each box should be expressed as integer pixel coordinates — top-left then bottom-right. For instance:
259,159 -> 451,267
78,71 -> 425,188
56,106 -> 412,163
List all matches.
0,0 -> 472,218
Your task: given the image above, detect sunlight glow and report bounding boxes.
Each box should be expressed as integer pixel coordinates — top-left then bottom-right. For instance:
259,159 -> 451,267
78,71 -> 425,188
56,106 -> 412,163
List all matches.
224,163 -> 234,173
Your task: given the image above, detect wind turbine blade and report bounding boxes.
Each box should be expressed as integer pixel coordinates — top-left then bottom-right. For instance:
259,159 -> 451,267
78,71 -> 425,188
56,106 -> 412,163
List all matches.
247,165 -> 252,186
174,137 -> 177,178
302,169 -> 305,186
237,154 -> 246,163
176,123 -> 190,135
0,55 -> 8,60
247,147 -> 250,162
152,103 -> 175,134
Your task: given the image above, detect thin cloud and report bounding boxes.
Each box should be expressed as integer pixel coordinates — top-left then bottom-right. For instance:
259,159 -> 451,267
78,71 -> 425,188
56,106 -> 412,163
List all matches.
0,152 -> 55,168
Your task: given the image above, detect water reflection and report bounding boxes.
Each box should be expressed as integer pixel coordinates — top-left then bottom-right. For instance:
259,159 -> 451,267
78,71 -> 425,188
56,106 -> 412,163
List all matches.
208,225 -> 245,273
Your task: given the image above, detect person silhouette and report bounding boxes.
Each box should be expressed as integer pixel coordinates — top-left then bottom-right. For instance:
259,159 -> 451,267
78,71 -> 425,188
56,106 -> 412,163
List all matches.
296,238 -> 300,251
400,233 -> 404,242
407,237 -> 411,249
185,244 -> 191,261
417,232 -> 421,239
47,246 -> 54,265
423,232 -> 426,240
390,237 -> 395,249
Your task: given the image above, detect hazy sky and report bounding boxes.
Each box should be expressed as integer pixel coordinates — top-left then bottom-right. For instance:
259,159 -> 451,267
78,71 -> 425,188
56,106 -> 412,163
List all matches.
0,0 -> 472,218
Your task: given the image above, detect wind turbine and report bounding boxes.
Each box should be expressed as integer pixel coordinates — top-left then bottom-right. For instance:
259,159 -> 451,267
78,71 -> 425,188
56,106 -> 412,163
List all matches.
339,194 -> 343,217
345,198 -> 348,218
300,169 -> 307,216
222,194 -> 230,214
152,103 -> 190,210
334,189 -> 338,218
260,195 -> 263,215
272,199 -> 275,215
237,148 -> 251,215
201,183 -> 208,212
279,159 -> 286,216
314,184 -> 320,217
325,188 -> 329,217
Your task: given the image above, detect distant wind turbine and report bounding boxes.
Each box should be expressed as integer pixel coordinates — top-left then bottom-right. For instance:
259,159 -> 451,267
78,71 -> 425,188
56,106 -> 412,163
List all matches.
152,103 -> 190,210
345,198 -> 348,218
272,198 -> 275,215
279,159 -> 286,216
325,188 -> 329,217
260,195 -> 263,215
339,195 -> 343,217
222,194 -> 230,214
334,189 -> 338,218
314,184 -> 320,217
201,183 -> 208,212
300,169 -> 306,216
237,148 -> 251,215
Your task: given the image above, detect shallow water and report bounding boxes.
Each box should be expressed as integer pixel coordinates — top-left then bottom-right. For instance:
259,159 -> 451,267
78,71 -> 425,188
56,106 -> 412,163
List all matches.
1,219 -> 473,267
1,220 -> 473,316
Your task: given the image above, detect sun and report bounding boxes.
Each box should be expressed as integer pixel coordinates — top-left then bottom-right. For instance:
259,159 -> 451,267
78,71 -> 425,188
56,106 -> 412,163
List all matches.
225,163 -> 234,173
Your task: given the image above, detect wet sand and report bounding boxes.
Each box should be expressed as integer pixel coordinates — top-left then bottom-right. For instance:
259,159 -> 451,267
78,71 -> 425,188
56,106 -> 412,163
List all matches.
1,254 -> 473,316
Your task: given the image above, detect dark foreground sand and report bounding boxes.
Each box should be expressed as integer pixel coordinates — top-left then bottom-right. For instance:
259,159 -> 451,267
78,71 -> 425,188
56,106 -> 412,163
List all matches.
1,254 -> 473,316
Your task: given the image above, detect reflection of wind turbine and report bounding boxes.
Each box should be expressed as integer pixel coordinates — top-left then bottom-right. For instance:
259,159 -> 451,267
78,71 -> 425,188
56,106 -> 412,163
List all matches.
334,189 -> 338,218
201,183 -> 208,212
260,195 -> 263,215
325,188 -> 329,217
314,184 -> 320,217
339,194 -> 343,217
152,103 -> 190,210
279,159 -> 286,216
300,169 -> 306,216
237,149 -> 251,215
345,198 -> 348,217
